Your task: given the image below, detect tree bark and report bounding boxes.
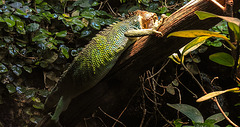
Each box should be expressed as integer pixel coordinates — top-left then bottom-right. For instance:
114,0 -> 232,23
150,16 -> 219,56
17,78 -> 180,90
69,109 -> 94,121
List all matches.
40,0 -> 229,126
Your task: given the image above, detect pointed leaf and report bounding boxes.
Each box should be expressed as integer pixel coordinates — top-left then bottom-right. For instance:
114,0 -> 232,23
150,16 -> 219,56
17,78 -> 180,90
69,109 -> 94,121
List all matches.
168,30 -> 229,41
4,17 -> 15,27
167,103 -> 204,123
182,36 -> 210,56
206,112 -> 229,124
197,87 -> 239,102
56,30 -> 67,37
209,52 -> 234,67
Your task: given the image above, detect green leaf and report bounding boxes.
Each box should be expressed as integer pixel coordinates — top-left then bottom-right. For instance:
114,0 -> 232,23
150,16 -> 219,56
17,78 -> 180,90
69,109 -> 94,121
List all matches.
206,112 -> 229,124
32,34 -> 48,42
4,17 -> 15,27
80,30 -> 91,38
6,84 -> 16,94
81,11 -> 96,19
11,65 -> 22,76
33,102 -> 44,109
60,45 -> 69,59
27,23 -> 40,32
182,36 -> 210,56
209,52 -> 234,67
16,20 -> 26,34
167,103 -> 204,123
72,18 -> 84,28
30,15 -> 42,22
23,66 -> 32,73
15,9 -> 27,16
35,0 -> 43,4
0,17 -> 5,22
195,11 -> 240,41
25,89 -> 36,99
159,6 -> 168,14
90,19 -> 101,30
0,63 -> 8,73
55,30 -> 67,37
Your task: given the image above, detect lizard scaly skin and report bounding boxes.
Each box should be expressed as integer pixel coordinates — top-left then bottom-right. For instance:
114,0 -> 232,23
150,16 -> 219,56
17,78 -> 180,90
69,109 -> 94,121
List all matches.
44,10 -> 162,123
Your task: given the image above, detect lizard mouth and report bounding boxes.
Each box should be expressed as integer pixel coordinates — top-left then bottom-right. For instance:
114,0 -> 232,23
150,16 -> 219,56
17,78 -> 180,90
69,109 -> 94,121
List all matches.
135,10 -> 159,29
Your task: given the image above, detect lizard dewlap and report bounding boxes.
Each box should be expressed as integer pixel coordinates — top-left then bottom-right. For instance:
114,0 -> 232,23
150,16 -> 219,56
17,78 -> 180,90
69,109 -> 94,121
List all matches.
43,10 -> 162,124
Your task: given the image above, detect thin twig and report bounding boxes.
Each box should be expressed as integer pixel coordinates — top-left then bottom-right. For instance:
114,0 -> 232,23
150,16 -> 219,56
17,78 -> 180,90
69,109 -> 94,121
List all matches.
112,88 -> 141,127
213,97 -> 238,127
98,107 -> 126,127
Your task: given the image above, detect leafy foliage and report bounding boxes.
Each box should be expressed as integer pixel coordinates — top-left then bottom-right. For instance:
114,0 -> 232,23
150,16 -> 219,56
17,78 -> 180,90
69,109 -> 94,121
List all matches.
0,0 -> 117,125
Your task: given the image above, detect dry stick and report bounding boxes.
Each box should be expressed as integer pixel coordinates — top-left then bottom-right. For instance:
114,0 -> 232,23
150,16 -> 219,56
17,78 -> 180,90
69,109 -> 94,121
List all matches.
213,97 -> 239,127
98,107 -> 126,127
139,76 -> 147,127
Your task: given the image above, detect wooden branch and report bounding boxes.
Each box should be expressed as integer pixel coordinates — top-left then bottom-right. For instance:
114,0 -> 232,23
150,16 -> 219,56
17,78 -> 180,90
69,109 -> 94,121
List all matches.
39,0 -> 230,126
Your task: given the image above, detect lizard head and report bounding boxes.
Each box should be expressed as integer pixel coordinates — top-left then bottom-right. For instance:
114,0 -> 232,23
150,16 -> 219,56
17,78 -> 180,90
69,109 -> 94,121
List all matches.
133,10 -> 159,29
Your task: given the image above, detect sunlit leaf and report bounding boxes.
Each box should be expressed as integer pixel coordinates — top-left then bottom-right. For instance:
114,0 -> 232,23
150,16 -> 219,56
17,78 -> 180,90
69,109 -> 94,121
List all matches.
195,11 -> 240,41
4,17 -> 15,27
167,103 -> 204,123
15,9 -> 27,16
23,66 -> 32,73
33,102 -> 44,109
182,36 -> 210,56
168,30 -> 228,41
197,87 -> 239,102
209,52 -> 234,67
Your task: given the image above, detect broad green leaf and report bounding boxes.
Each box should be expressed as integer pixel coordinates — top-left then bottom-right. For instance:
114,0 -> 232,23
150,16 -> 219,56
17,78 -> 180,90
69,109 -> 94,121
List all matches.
4,17 -> 15,27
182,36 -> 210,56
6,84 -> 16,94
72,19 -> 84,28
32,34 -> 48,42
60,45 -> 69,59
159,6 -> 167,14
90,19 -> 101,30
27,23 -> 40,32
228,22 -> 240,41
195,11 -> 240,41
81,11 -> 96,19
15,9 -> 27,16
195,11 -> 240,27
209,52 -> 234,67
30,15 -> 42,22
197,87 -> 239,102
56,30 -> 67,37
206,112 -> 229,124
11,65 -> 22,76
0,63 -> 8,73
167,103 -> 204,123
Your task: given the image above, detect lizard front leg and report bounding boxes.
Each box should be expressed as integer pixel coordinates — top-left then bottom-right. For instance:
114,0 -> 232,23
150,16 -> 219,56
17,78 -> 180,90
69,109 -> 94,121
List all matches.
124,14 -> 167,37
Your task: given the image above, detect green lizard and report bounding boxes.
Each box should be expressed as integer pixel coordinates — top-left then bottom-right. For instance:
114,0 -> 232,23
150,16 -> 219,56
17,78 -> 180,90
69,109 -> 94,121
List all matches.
44,10 -> 164,124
